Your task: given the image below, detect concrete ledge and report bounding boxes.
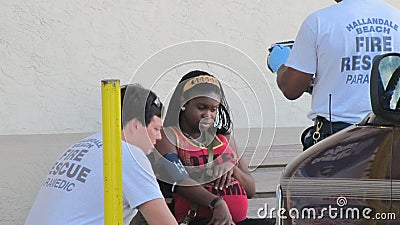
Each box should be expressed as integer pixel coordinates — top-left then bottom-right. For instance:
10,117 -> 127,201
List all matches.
233,127 -> 304,148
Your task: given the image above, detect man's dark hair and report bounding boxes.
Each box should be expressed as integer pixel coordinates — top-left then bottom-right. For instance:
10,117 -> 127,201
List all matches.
121,83 -> 163,127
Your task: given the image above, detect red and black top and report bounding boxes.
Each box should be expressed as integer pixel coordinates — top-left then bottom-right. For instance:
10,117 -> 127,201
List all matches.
169,126 -> 248,223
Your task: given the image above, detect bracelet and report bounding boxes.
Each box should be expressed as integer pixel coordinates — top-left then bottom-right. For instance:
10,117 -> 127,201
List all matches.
208,196 -> 223,210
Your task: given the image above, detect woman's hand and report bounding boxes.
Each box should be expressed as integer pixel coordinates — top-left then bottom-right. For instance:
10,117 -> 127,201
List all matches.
211,161 -> 235,190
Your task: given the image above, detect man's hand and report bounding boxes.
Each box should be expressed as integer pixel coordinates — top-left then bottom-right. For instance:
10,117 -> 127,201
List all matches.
267,44 -> 291,73
267,41 -> 294,73
207,199 -> 234,225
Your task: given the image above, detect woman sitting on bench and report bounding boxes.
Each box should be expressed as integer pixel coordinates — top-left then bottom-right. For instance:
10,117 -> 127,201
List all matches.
154,70 -> 255,225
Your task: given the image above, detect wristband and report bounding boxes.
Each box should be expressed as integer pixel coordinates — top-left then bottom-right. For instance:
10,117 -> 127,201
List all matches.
208,196 -> 223,210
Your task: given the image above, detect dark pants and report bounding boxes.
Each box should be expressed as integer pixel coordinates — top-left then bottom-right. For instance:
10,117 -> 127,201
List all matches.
301,116 -> 352,151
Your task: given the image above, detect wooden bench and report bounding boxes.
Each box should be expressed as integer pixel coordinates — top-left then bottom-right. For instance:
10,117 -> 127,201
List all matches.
242,144 -> 303,219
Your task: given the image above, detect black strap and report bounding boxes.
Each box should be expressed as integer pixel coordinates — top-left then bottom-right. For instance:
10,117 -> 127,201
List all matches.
181,135 -> 216,224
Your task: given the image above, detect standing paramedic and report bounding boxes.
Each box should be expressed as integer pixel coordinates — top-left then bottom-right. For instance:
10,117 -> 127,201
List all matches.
267,0 -> 400,150
24,84 -> 178,225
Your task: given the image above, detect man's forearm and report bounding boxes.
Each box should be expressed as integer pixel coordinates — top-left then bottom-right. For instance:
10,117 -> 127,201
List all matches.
175,179 -> 217,207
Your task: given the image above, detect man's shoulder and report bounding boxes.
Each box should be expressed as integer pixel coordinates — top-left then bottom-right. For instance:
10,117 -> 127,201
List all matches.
122,142 -> 152,168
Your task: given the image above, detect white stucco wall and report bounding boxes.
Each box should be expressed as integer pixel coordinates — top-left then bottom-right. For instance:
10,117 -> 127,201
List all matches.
0,0 -> 336,135
2,0 -> 399,135
1,1 -> 400,225
2,1 -> 400,135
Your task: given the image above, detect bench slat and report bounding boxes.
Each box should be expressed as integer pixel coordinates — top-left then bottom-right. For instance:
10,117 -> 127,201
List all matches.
250,167 -> 284,194
241,144 -> 302,168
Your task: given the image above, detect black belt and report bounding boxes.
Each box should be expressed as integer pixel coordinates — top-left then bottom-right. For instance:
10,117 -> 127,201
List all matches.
314,116 -> 351,138
301,116 -> 352,150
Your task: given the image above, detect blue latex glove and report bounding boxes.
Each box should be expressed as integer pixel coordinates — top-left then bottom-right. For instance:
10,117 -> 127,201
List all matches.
267,44 -> 291,73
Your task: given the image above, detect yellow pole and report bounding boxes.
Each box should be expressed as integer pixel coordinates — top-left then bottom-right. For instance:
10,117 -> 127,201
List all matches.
101,79 -> 123,225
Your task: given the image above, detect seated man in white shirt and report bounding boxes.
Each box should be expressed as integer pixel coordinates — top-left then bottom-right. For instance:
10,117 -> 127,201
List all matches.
24,84 -> 177,225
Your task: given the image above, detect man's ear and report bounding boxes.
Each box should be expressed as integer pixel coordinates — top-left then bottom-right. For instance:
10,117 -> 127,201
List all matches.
126,118 -> 139,133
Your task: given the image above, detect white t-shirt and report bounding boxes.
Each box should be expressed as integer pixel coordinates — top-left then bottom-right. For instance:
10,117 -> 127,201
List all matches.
24,132 -> 163,225
286,0 -> 400,124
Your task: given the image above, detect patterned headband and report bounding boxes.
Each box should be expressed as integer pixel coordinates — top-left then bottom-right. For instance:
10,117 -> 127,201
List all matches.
182,75 -> 221,93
